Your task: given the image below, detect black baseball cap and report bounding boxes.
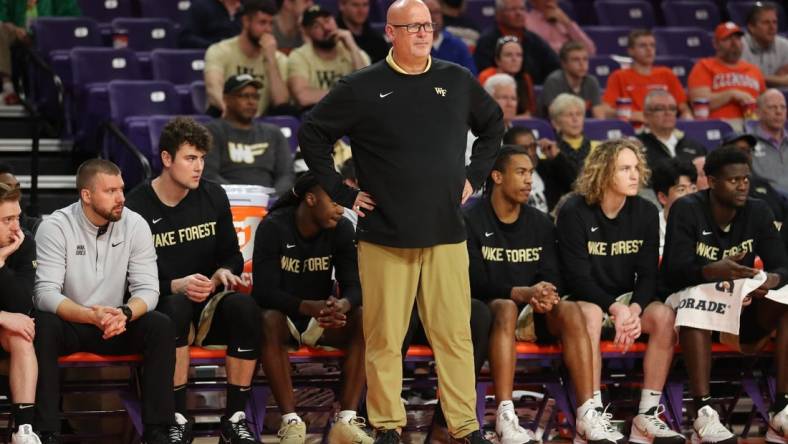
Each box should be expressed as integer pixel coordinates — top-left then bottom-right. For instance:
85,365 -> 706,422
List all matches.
722,131 -> 757,148
238,0 -> 277,17
223,74 -> 263,94
302,5 -> 332,27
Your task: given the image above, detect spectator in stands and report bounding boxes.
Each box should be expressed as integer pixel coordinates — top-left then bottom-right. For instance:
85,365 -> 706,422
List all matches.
478,36 -> 535,116
441,0 -> 479,51
204,75 -> 294,195
466,145 -> 611,444
288,5 -> 370,110
693,157 -> 708,191
425,0 -> 476,75
0,183 -> 40,444
466,74 -> 516,165
649,158 -> 697,255
742,2 -> 788,88
660,146 -> 788,444
523,0 -> 595,55
550,93 -> 597,170
688,22 -> 766,129
204,0 -> 289,118
540,41 -> 604,119
126,118 -> 261,444
474,0 -> 559,85
272,0 -> 311,52
751,88 -> 788,195
253,173 -> 372,444
338,0 -> 389,62
179,0 -> 242,49
0,0 -> 80,104
724,131 -> 788,224
602,29 -> 692,123
0,163 -> 40,235
557,139 -> 684,444
33,160 -> 176,444
637,90 -> 707,171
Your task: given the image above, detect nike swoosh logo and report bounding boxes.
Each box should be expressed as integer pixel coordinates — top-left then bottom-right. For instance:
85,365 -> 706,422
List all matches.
112,241 -> 124,247
702,230 -> 712,235
237,347 -> 254,353
484,232 -> 493,237
379,91 -> 393,98
18,405 -> 34,409
286,244 -> 296,249
591,227 -> 599,232
152,218 -> 163,224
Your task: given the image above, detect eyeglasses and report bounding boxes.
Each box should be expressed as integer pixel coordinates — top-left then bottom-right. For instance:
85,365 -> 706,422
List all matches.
232,92 -> 261,101
389,22 -> 435,33
645,105 -> 677,114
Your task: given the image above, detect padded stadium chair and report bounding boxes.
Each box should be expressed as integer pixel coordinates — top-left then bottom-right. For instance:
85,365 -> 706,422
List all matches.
138,0 -> 194,22
464,0 -> 497,32
190,80 -> 207,114
661,0 -> 720,31
653,27 -> 714,59
30,17 -> 102,62
654,55 -> 694,86
76,0 -> 133,24
582,27 -> 631,55
151,49 -> 206,113
594,0 -> 655,28
588,55 -> 621,88
583,119 -> 635,140
111,18 -> 178,52
675,120 -> 734,151
727,2 -> 787,33
511,118 -> 557,140
256,116 -> 302,154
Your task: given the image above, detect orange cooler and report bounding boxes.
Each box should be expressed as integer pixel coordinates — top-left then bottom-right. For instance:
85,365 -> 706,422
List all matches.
222,184 -> 272,293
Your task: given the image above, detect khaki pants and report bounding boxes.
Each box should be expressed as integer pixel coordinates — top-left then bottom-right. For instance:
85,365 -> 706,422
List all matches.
0,26 -> 14,76
358,241 -> 478,438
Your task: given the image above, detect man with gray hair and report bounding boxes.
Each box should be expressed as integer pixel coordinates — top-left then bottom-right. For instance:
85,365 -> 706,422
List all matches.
637,89 -> 707,170
750,88 -> 788,195
33,159 -> 177,444
741,2 -> 788,87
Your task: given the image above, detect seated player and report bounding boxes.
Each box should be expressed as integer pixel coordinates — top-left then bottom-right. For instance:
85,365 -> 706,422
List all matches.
661,146 -> 788,444
126,117 -> 262,444
0,183 -> 40,443
466,145 -> 617,444
556,139 -> 684,444
252,173 -> 371,444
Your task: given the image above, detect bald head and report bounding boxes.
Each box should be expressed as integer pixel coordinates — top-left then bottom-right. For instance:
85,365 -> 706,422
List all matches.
387,0 -> 430,23
385,0 -> 433,68
757,88 -> 787,132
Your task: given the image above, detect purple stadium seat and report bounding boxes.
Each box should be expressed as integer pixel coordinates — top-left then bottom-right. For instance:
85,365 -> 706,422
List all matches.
139,0 -> 193,21
108,80 -> 181,126
654,55 -> 694,86
583,119 -> 635,140
582,27 -> 630,55
151,49 -> 206,85
727,2 -> 787,33
31,17 -> 101,61
191,81 -> 206,114
256,116 -> 302,153
675,120 -> 733,151
588,56 -> 621,88
661,1 -> 720,32
653,27 -> 714,59
112,18 -> 177,51
464,0 -> 497,32
77,0 -> 133,23
594,0 -> 654,28
510,118 -> 557,140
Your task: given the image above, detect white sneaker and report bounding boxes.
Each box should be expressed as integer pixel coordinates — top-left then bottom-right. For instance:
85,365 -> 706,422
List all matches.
11,424 -> 42,444
691,406 -> 736,444
767,405 -> 788,444
574,406 -> 625,444
630,405 -> 686,444
496,410 -> 539,444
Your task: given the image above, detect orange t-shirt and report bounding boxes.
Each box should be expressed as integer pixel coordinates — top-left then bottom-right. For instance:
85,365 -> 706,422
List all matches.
602,66 -> 687,112
687,58 -> 766,119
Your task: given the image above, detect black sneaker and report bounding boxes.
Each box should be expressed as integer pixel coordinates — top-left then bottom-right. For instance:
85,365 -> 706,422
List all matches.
374,429 -> 402,444
165,413 -> 195,444
452,430 -> 493,444
219,411 -> 256,443
142,425 -> 171,444
38,432 -> 59,444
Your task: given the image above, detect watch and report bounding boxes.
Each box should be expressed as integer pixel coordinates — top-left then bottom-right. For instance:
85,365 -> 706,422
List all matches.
118,305 -> 132,324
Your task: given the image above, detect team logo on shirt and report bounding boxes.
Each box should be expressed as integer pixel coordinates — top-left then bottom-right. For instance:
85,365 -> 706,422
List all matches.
316,71 -> 343,89
228,142 -> 269,164
481,246 -> 542,263
280,255 -> 332,273
694,238 -> 753,261
711,73 -> 760,91
434,87 -> 447,97
586,240 -> 644,256
76,245 -> 86,256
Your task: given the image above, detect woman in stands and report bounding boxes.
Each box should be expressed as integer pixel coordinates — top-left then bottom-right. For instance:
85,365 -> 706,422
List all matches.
556,139 -> 684,444
252,173 -> 372,444
549,93 -> 598,172
477,36 -> 536,117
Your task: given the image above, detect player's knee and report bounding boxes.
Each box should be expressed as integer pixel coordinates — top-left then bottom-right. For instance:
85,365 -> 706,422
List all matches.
490,298 -> 518,328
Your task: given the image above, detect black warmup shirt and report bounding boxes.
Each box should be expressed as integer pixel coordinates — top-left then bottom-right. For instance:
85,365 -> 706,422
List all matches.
299,57 -> 503,248
251,206 -> 361,321
126,179 -> 243,297
660,191 -> 788,296
0,230 -> 35,314
465,198 -> 561,302
556,194 -> 659,311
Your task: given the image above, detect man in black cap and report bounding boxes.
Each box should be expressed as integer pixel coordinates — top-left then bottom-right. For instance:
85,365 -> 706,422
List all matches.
205,74 -> 295,196
287,4 -> 370,110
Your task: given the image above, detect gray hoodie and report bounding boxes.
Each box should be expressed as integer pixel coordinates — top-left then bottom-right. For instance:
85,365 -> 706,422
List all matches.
34,202 -> 159,314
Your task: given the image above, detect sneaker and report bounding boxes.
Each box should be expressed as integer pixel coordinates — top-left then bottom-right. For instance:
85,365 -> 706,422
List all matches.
168,413 -> 195,444
630,406 -> 686,444
691,406 -> 736,444
143,425 -> 171,444
220,411 -> 256,443
451,430 -> 494,444
373,429 -> 401,444
496,410 -> 539,444
328,416 -> 374,444
767,405 -> 788,444
575,406 -> 625,444
11,424 -> 42,444
277,418 -> 307,444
